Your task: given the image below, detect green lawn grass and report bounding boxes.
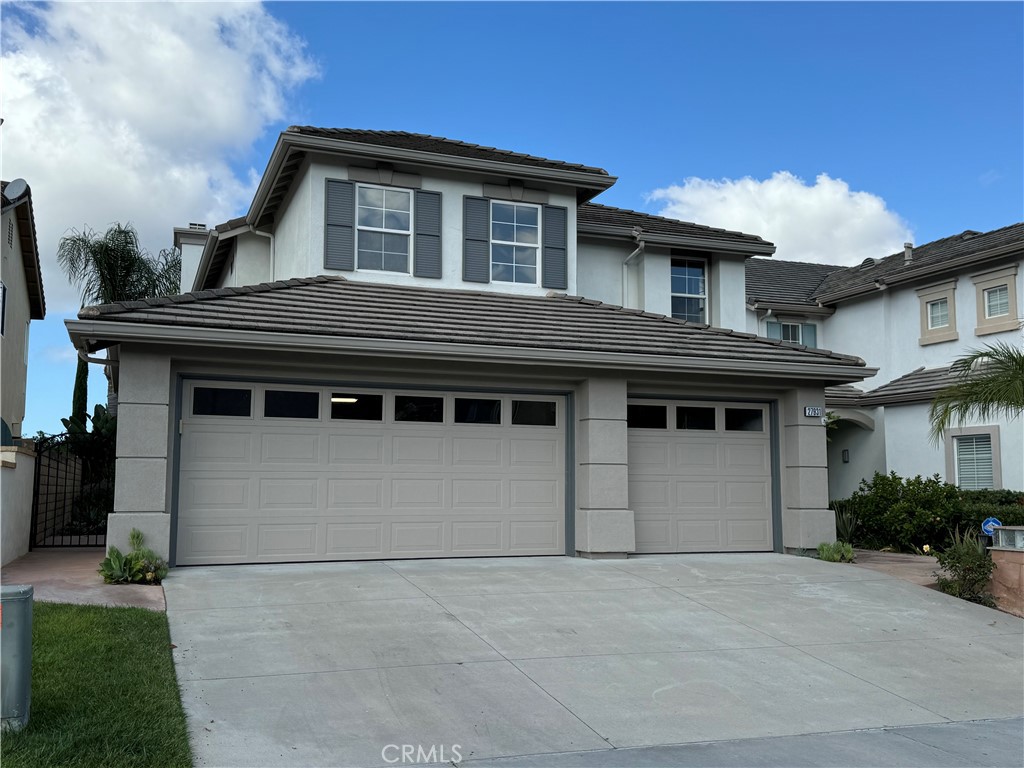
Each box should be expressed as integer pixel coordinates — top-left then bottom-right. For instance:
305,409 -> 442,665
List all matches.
1,602 -> 192,768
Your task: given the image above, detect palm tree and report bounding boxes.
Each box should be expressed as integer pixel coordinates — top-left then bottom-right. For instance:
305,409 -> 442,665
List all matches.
58,223 -> 180,417
929,342 -> 1024,441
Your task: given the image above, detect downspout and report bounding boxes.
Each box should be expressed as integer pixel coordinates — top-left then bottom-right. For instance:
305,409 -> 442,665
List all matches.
249,227 -> 275,280
621,227 -> 645,306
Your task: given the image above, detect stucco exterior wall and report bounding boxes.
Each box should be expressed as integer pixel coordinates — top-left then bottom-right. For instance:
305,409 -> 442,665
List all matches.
827,416 -> 887,499
1,209 -> 31,441
228,232 -> 272,288
777,386 -> 835,550
272,160 -> 579,297
577,238 -> 635,306
884,402 -> 1023,491
710,257 -> 748,331
1,446 -> 35,566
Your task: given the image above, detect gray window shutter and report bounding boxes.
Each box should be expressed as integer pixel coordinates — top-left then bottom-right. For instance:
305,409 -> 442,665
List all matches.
463,196 -> 490,283
801,323 -> 817,348
413,190 -> 442,278
325,180 -> 355,271
766,321 -> 782,340
541,205 -> 568,290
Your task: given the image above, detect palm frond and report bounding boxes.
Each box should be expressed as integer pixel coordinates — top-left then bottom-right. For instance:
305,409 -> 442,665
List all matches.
929,342 -> 1024,441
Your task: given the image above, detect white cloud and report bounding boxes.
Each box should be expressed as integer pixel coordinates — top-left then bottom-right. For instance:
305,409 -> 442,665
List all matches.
648,172 -> 913,266
2,1 -> 318,312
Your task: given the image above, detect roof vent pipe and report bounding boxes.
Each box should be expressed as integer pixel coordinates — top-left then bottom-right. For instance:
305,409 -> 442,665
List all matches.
903,242 -> 913,264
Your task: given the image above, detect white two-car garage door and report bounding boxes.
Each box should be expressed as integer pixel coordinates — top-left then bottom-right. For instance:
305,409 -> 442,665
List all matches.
627,400 -> 774,553
175,381 -> 566,565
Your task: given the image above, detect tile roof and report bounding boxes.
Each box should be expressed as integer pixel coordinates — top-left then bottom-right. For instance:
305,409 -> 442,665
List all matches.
745,258 -> 845,306
578,203 -> 775,252
858,366 -> 956,406
287,127 -> 610,177
78,277 -> 867,373
824,384 -> 866,407
811,223 -> 1024,302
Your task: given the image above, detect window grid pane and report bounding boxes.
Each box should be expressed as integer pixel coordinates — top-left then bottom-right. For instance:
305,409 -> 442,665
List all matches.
928,298 -> 949,329
985,285 -> 1009,318
955,435 -> 994,490
492,202 -> 541,284
357,184 -> 412,273
670,259 -> 707,323
780,323 -> 802,343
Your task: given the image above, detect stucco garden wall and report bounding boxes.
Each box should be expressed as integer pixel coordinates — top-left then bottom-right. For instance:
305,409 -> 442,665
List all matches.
1,446 -> 36,565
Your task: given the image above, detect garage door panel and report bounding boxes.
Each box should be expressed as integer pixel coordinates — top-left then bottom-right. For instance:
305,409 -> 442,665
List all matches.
510,438 -> 558,466
390,521 -> 445,553
182,430 -> 253,467
453,438 -> 503,466
452,479 -> 503,508
259,477 -> 319,510
258,523 -> 318,557
509,520 -> 559,550
509,479 -> 558,507
629,400 -> 772,553
391,478 -> 444,507
325,522 -> 384,556
327,477 -> 384,509
392,435 -> 445,465
181,525 -> 248,562
183,476 -> 250,510
452,521 -> 503,552
328,434 -> 384,464
261,433 -> 320,464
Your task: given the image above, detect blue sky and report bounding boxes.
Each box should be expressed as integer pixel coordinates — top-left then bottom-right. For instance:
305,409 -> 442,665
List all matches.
3,1 -> 1022,435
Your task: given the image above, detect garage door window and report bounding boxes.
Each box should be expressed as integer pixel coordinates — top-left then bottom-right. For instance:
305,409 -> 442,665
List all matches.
331,393 -> 384,421
395,395 -> 444,422
264,390 -> 320,419
627,404 -> 667,429
454,398 -> 501,424
511,400 -> 557,426
725,408 -> 764,431
676,406 -> 715,430
192,387 -> 252,417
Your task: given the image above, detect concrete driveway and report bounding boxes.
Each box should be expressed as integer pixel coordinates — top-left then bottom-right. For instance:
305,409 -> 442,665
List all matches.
163,554 -> 1023,767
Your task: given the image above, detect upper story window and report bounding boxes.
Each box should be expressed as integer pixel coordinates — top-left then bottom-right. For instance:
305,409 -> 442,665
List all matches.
491,202 -> 539,284
356,184 -> 412,273
766,320 -> 818,348
971,265 -> 1018,336
915,280 -> 958,346
671,258 -> 707,323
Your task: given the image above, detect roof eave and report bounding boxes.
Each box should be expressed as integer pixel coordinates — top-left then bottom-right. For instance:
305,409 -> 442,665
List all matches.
578,223 -> 776,256
746,301 -> 835,317
10,194 -> 45,319
65,319 -> 874,384
815,242 -> 1024,305
249,132 -> 618,227
191,230 -> 221,292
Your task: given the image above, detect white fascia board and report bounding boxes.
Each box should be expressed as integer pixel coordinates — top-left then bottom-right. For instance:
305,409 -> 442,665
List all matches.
65,319 -> 876,384
577,223 -> 776,256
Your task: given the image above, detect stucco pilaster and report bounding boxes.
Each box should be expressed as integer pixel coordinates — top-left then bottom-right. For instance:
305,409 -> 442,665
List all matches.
779,386 -> 834,550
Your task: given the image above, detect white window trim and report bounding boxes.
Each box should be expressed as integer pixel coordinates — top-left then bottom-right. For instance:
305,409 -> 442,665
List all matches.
355,182 -> 414,274
670,257 -> 709,324
915,279 -> 958,345
926,297 -> 950,330
779,321 -> 803,343
944,425 -> 1002,490
490,200 -> 541,286
970,264 -> 1019,336
984,285 -> 1010,319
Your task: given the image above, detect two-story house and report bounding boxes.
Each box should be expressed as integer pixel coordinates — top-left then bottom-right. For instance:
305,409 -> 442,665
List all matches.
2,178 -> 46,565
743,225 -> 1024,499
67,128 -> 873,566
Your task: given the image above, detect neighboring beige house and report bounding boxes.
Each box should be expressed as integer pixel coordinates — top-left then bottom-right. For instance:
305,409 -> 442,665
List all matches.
2,179 -> 46,565
743,225 -> 1024,498
67,128 -> 874,565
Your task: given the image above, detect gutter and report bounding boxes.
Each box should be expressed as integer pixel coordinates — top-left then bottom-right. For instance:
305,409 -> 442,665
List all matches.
578,223 -> 776,256
65,319 -> 877,384
746,300 -> 835,317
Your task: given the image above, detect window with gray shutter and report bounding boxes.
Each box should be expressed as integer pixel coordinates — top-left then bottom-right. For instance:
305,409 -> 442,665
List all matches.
324,180 -> 355,271
463,196 -> 490,283
955,434 -> 994,490
413,190 -> 442,278
541,205 -> 568,290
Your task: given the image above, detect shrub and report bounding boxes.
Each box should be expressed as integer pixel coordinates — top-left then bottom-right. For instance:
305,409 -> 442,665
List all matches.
98,529 -> 168,585
847,472 -> 960,551
958,489 -> 1024,507
817,541 -> 855,563
832,498 -> 860,544
935,528 -> 995,606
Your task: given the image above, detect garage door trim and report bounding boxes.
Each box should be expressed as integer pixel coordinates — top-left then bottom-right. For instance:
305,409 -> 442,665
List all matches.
169,373 -> 575,565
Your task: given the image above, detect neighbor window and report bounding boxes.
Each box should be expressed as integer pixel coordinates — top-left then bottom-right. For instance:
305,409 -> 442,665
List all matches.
491,201 -> 539,284
916,280 -> 958,345
356,184 -> 412,273
670,259 -> 707,323
927,298 -> 949,329
945,426 -> 1001,491
766,321 -> 818,348
970,265 -> 1019,336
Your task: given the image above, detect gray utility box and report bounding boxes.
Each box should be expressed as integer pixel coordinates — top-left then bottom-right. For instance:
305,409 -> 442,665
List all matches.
1,585 -> 33,732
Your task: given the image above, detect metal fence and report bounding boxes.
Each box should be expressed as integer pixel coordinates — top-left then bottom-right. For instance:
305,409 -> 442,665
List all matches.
31,434 -> 110,548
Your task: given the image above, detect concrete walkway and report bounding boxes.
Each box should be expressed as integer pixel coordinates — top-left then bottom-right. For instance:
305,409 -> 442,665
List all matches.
0,547 -> 165,610
164,554 -> 1023,767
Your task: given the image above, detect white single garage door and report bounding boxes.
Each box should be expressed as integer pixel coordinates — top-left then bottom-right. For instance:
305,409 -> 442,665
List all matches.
628,400 -> 774,553
175,381 -> 566,565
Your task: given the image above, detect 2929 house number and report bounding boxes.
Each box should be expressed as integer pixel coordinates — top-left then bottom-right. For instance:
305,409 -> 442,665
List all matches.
804,406 -> 824,418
